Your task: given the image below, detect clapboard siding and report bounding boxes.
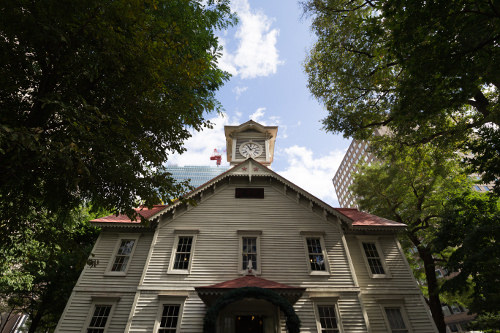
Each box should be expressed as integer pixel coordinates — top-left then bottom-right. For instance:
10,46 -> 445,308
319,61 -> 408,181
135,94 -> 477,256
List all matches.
57,171 -> 435,333
361,294 -> 436,332
128,292 -> 206,332
143,184 -> 355,288
75,231 -> 154,291
56,292 -> 135,332
345,234 -> 418,290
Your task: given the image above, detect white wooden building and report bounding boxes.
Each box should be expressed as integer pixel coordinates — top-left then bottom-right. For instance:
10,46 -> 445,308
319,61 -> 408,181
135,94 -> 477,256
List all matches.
55,121 -> 437,333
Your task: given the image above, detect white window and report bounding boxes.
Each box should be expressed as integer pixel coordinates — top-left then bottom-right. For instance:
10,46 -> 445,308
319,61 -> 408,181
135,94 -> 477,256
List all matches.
357,237 -> 391,278
238,230 -> 261,274
84,297 -> 119,333
317,305 -> 340,332
383,307 -> 410,333
312,298 -> 343,333
168,230 -> 198,274
86,305 -> 112,333
301,233 -> 330,275
106,235 -> 139,275
158,304 -> 181,332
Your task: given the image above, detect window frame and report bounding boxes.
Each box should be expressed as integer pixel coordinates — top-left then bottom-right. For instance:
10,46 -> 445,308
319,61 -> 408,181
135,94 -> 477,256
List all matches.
167,230 -> 199,275
82,296 -> 119,333
237,230 -> 262,275
312,297 -> 344,333
379,300 -> 412,333
301,232 -> 330,275
153,296 -> 187,333
357,236 -> 391,278
105,234 -> 140,276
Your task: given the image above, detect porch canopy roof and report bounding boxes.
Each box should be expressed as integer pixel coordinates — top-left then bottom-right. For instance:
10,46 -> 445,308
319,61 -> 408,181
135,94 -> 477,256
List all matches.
195,275 -> 306,306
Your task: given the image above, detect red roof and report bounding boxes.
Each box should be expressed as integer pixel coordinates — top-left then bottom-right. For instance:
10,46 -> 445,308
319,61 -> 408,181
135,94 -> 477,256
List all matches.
196,275 -> 304,290
90,205 -> 167,223
335,208 -> 406,228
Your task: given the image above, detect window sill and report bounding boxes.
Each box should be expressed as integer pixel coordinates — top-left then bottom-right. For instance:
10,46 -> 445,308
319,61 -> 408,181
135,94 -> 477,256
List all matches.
167,270 -> 190,275
239,270 -> 261,276
104,271 -> 127,277
369,274 -> 392,279
309,271 -> 330,276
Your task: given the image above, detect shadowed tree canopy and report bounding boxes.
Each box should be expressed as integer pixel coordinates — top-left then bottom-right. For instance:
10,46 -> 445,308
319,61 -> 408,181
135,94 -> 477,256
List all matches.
304,0 -> 500,191
350,140 -> 471,333
0,0 -> 235,223
434,192 -> 500,330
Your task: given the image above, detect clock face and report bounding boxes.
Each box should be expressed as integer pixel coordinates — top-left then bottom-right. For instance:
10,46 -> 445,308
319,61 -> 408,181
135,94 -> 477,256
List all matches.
239,142 -> 263,158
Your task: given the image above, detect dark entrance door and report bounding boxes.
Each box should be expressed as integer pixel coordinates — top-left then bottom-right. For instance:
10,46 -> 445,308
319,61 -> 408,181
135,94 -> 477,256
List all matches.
235,315 -> 264,333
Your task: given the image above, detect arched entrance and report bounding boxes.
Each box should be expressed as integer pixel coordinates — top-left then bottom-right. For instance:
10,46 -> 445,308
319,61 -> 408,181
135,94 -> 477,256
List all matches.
201,287 -> 301,333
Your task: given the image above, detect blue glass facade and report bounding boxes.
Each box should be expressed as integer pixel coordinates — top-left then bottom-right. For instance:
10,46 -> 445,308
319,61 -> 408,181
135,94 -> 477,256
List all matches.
167,165 -> 231,189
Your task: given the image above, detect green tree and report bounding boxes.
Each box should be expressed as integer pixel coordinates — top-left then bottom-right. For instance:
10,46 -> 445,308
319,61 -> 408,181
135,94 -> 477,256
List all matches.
304,0 -> 500,190
350,140 -> 470,333
0,0 -> 234,224
434,191 -> 500,331
0,207 -> 101,333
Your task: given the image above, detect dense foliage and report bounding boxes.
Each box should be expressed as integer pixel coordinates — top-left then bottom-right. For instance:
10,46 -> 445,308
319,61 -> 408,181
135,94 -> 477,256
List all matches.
350,140 -> 470,333
434,192 -> 500,330
0,0 -> 234,223
304,0 -> 500,191
0,207 -> 101,333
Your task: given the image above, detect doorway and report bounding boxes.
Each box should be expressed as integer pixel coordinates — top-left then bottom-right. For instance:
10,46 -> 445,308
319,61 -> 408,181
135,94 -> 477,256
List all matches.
235,315 -> 264,333
218,299 -> 279,333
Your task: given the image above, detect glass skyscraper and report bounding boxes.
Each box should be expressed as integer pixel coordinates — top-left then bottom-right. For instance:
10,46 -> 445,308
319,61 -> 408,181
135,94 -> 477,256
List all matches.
167,165 -> 231,189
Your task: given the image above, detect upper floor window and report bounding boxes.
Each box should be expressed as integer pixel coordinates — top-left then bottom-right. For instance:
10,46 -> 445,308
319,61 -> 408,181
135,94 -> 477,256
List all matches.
111,239 -> 135,272
301,232 -> 329,275
362,242 -> 385,275
357,237 -> 391,278
242,237 -> 258,270
238,230 -> 261,274
173,236 -> 193,270
306,238 -> 326,271
105,236 -> 139,275
168,231 -> 198,274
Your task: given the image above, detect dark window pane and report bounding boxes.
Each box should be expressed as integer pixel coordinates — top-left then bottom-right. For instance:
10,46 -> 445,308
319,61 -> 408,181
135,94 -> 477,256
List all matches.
87,305 -> 112,333
363,242 -> 385,275
173,236 -> 193,270
307,238 -> 326,271
242,237 -> 258,270
159,305 -> 180,333
317,305 -> 339,332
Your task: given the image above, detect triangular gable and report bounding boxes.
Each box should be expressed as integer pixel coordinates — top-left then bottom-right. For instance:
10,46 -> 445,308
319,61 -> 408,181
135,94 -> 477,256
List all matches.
156,158 -> 349,224
90,158 -> 406,232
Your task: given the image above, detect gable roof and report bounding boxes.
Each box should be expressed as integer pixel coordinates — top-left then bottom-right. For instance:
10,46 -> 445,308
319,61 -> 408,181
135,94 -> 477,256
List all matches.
90,205 -> 167,226
336,208 -> 406,229
196,275 -> 304,290
90,158 -> 406,231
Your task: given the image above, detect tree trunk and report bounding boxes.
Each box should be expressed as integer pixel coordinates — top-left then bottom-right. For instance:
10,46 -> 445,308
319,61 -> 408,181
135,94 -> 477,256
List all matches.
27,306 -> 44,333
409,234 -> 447,333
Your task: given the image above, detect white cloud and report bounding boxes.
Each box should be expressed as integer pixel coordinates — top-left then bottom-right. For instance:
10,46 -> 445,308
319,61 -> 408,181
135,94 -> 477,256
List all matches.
250,107 -> 266,122
276,146 -> 345,206
233,86 -> 248,99
218,0 -> 283,79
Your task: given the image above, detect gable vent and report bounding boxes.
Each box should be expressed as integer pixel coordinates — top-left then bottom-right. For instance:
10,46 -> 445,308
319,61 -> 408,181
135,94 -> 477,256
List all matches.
235,188 -> 264,199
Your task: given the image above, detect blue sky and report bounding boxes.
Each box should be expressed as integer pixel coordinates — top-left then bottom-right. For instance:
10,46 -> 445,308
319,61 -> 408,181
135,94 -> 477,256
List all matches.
168,0 -> 351,206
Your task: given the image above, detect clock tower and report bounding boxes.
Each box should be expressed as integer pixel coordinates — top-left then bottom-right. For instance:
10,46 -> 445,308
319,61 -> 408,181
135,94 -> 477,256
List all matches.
224,120 -> 278,167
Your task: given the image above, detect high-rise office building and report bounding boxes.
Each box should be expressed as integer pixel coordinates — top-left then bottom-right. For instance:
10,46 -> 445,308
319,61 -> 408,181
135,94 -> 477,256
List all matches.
167,165 -> 231,189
